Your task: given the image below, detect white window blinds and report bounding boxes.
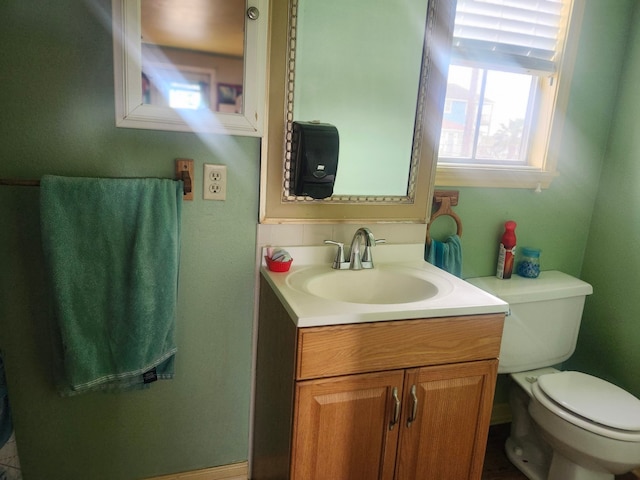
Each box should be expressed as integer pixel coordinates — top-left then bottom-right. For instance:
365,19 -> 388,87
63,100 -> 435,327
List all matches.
452,0 -> 567,73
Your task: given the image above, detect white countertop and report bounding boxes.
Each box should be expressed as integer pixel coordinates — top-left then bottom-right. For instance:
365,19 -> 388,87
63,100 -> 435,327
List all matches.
261,244 -> 509,327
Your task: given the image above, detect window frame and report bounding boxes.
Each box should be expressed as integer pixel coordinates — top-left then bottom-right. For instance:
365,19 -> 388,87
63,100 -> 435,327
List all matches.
435,0 -> 585,190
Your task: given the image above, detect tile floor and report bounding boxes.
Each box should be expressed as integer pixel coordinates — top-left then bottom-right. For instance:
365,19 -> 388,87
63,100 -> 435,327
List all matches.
482,423 -> 638,480
0,433 -> 21,480
482,423 -> 527,480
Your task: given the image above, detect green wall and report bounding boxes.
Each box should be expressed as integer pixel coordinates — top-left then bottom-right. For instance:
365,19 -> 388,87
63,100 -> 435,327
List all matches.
568,1 -> 640,398
1,0 -> 640,479
0,1 -> 259,479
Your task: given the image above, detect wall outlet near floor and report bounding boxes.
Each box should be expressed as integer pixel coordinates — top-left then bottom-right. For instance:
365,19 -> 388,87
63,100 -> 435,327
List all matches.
203,164 -> 227,201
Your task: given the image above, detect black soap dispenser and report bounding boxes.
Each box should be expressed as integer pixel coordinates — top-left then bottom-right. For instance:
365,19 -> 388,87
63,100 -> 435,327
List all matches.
291,121 -> 339,199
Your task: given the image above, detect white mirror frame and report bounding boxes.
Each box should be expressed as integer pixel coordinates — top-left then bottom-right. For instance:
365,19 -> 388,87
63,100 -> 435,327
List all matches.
112,0 -> 268,136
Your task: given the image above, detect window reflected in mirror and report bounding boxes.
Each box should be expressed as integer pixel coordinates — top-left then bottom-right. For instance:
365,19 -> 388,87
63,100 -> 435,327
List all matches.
140,0 -> 245,114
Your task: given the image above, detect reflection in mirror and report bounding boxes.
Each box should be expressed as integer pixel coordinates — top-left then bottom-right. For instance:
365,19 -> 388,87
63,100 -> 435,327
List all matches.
140,0 -> 244,113
284,0 -> 428,201
112,0 -> 267,136
261,0 -> 454,222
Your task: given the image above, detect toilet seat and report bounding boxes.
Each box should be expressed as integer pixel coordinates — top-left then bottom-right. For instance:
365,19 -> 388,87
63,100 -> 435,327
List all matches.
532,371 -> 640,442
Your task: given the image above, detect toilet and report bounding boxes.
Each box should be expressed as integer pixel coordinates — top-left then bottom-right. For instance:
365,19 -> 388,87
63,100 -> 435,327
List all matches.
467,271 -> 640,480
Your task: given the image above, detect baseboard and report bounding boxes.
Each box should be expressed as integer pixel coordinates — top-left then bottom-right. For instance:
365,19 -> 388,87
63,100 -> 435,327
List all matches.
490,402 -> 512,425
145,462 -> 248,480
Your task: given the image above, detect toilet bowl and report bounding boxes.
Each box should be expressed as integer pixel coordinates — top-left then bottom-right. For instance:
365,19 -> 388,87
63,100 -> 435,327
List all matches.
466,272 -> 640,480
530,370 -> 640,480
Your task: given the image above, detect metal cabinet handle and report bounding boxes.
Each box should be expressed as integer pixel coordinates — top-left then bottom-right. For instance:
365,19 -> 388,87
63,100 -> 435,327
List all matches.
389,387 -> 401,430
407,385 -> 418,427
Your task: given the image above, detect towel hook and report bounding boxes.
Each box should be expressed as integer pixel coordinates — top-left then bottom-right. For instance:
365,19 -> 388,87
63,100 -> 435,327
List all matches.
426,190 -> 463,246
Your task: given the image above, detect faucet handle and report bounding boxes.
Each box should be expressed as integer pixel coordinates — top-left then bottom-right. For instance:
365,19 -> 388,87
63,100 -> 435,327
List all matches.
324,240 -> 348,269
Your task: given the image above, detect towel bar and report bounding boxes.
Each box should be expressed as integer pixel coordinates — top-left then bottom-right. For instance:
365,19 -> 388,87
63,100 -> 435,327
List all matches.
0,162 -> 193,198
426,190 -> 463,246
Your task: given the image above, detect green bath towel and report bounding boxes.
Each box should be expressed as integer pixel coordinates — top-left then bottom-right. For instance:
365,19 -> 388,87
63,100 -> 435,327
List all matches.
40,175 -> 182,395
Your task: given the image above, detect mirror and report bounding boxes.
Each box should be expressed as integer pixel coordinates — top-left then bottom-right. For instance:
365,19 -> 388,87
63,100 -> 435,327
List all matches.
261,0 -> 455,222
291,0 -> 426,198
112,0 -> 267,136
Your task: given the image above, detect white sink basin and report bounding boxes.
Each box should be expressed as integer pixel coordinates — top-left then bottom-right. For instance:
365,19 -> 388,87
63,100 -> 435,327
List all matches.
261,244 -> 509,327
287,265 -> 443,304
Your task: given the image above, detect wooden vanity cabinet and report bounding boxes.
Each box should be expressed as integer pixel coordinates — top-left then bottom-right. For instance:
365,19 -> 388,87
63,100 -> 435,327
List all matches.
251,277 -> 504,480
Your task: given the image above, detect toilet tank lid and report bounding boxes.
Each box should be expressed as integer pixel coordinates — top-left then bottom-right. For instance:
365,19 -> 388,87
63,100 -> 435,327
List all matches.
465,271 -> 593,304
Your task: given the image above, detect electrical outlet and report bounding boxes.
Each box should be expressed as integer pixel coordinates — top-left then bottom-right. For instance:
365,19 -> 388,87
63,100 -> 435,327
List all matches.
203,164 -> 227,201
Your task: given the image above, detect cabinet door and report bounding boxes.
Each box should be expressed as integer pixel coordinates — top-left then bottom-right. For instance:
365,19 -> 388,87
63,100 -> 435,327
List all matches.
291,370 -> 405,480
395,360 -> 498,480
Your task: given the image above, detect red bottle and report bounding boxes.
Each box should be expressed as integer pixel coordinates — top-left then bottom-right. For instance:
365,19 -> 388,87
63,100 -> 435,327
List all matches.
497,221 -> 517,279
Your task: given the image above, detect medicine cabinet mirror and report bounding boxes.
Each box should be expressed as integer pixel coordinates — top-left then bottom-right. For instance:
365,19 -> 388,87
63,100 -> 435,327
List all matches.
112,0 -> 267,136
260,0 -> 454,222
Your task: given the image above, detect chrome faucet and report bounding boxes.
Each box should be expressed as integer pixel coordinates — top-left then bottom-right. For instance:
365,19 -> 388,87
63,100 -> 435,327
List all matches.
349,227 -> 376,270
325,227 -> 385,270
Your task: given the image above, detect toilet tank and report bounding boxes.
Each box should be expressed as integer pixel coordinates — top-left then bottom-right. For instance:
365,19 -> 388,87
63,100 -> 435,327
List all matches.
466,271 -> 593,374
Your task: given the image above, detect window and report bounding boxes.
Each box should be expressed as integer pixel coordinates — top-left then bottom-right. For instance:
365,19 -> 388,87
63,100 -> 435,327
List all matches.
142,64 -> 215,111
168,82 -> 206,110
435,0 -> 584,189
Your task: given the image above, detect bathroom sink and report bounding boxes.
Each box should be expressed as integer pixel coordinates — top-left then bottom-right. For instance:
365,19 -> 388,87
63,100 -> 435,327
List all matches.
286,265 -> 443,304
261,243 -> 509,327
